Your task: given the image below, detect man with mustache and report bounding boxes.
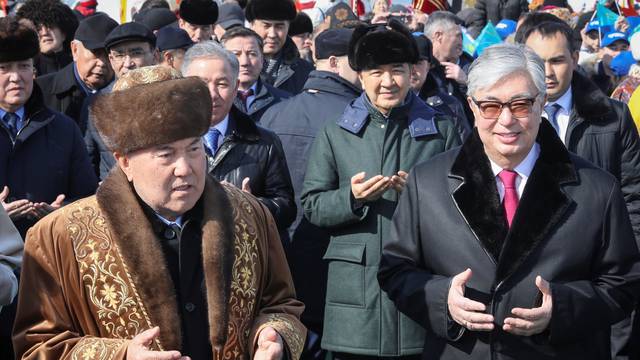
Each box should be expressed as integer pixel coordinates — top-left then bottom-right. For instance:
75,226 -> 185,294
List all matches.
37,13 -> 116,131
13,68 -> 305,360
301,20 -> 460,360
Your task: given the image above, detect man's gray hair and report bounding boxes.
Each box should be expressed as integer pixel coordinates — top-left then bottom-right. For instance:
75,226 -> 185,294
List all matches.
467,43 -> 546,98
181,40 -> 240,83
423,11 -> 460,39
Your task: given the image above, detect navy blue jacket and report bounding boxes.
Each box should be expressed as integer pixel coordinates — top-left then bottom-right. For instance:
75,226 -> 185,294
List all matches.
261,70 -> 361,331
233,79 -> 290,123
0,84 -> 98,237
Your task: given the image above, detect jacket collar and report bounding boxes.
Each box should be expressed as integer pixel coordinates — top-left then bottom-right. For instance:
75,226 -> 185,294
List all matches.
449,121 -> 578,283
281,36 -> 301,65
50,62 -> 83,95
570,70 -> 615,122
227,105 -> 261,142
337,91 -> 441,138
239,78 -> 275,115
14,84 -> 55,143
96,168 -> 235,352
303,70 -> 362,98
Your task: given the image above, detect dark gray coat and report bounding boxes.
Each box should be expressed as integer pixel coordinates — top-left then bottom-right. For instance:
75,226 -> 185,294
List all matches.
233,79 -> 290,123
261,70 -> 361,332
261,37 -> 314,95
378,121 -> 640,360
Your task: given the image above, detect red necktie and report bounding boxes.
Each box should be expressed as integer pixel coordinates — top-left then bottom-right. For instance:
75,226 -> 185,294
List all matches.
498,170 -> 519,227
238,89 -> 254,110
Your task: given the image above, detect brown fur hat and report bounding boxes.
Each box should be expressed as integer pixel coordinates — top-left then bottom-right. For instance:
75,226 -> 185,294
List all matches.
92,77 -> 212,154
0,17 -> 39,63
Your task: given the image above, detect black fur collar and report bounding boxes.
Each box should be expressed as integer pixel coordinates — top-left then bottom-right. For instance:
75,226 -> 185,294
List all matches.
449,121 -> 578,283
570,70 -> 614,121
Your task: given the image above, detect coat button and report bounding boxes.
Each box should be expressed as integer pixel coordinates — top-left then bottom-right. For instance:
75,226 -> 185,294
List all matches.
185,302 -> 195,312
164,228 -> 176,239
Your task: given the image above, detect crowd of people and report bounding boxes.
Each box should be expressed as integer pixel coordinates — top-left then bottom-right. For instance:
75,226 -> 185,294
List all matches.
0,0 -> 639,359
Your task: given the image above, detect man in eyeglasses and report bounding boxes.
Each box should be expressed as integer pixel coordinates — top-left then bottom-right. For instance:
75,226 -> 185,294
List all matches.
378,43 -> 640,360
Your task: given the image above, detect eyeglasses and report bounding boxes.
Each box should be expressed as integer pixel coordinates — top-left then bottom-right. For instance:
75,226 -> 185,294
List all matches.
471,95 -> 539,119
109,49 -> 149,63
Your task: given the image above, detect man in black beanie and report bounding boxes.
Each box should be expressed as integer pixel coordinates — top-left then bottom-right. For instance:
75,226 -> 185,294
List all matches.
179,0 -> 218,42
246,0 -> 314,93
261,27 -> 361,360
301,20 -> 460,360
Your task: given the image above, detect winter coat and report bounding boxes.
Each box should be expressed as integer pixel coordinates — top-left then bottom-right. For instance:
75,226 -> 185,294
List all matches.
301,91 -> 461,356
261,37 -> 314,95
378,121 -> 640,360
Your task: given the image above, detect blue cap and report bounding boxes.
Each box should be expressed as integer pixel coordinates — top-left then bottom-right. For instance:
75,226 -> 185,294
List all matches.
156,26 -> 193,52
495,19 -> 516,40
602,31 -> 630,48
585,20 -> 613,36
609,51 -> 636,76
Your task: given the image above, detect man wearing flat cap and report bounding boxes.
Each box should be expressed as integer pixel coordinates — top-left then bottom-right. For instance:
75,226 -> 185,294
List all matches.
37,13 -> 117,129
0,16 -> 97,358
214,2 -> 246,41
179,0 -> 218,43
246,0 -> 314,94
261,27 -> 362,360
106,22 -> 159,80
83,21 -> 160,180
13,69 -> 306,360
157,26 -> 194,72
301,20 -> 460,359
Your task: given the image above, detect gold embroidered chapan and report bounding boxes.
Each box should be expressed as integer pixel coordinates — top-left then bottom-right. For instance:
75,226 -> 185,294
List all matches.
13,169 -> 305,360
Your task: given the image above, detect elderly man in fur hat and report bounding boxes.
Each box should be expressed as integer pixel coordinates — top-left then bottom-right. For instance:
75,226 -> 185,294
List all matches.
300,20 -> 460,359
13,68 -> 305,360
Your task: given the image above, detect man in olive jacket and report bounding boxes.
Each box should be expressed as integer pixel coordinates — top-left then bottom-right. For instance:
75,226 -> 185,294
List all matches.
301,20 -> 461,359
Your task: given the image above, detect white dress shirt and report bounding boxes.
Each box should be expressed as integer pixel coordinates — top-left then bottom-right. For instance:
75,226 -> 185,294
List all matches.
489,142 -> 541,201
544,86 -> 572,144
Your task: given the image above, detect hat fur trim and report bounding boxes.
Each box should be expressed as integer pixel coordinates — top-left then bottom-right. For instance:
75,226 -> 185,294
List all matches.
92,77 -> 212,154
246,0 -> 296,22
0,18 -> 39,63
180,0 -> 219,25
348,19 -> 418,71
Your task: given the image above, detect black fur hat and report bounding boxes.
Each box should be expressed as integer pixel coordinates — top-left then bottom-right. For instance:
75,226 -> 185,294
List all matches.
180,0 -> 219,25
0,17 -> 39,63
245,0 -> 297,22
348,19 -> 418,71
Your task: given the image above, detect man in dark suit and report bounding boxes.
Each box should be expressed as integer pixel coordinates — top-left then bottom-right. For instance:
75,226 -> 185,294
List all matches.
36,13 -> 116,131
220,27 -> 290,123
378,43 -> 640,360
522,21 -> 640,359
182,40 -> 295,233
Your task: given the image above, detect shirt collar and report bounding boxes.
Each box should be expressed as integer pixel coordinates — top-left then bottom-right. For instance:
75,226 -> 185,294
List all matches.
0,107 -> 25,120
155,213 -> 183,228
213,114 -> 230,136
489,142 -> 541,179
546,85 -> 572,114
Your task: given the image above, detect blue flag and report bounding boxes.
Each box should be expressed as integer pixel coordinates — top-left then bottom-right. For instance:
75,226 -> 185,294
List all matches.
462,28 -> 477,57
596,3 -> 620,28
475,22 -> 502,56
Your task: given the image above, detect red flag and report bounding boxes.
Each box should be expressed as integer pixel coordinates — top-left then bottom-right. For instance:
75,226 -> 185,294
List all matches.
351,0 -> 365,17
